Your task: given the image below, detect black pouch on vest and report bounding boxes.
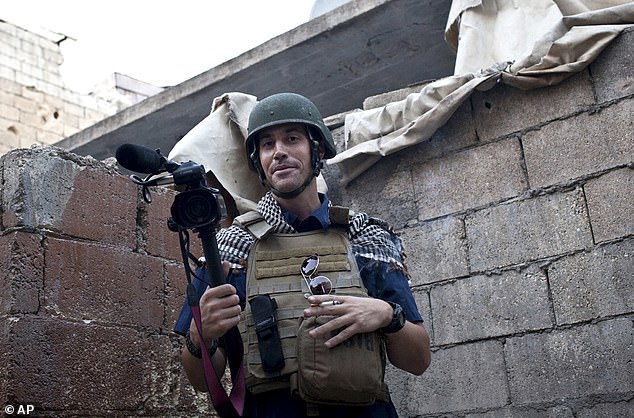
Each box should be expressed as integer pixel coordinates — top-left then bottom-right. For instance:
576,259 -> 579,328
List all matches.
249,295 -> 285,374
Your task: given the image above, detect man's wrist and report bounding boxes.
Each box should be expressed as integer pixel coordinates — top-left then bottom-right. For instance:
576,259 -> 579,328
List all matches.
380,301 -> 406,334
185,330 -> 218,359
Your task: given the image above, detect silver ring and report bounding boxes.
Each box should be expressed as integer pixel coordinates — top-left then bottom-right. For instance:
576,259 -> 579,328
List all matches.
319,300 -> 341,307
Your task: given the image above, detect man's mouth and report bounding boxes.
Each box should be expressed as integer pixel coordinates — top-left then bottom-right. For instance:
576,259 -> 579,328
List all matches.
272,164 -> 295,174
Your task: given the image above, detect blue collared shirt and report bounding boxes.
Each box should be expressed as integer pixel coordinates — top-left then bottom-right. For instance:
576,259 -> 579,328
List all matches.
281,193 -> 331,232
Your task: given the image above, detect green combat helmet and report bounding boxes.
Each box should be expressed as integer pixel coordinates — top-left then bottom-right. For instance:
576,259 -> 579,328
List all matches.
246,92 -> 336,198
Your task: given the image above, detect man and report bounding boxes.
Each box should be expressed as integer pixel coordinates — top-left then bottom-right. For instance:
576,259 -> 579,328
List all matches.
175,92 -> 431,417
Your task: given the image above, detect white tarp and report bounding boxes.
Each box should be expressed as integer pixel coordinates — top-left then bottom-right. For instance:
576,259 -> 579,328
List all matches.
168,92 -> 266,215
327,0 -> 634,184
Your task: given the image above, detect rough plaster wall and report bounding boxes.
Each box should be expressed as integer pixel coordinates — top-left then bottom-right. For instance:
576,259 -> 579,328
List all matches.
0,21 -> 115,156
0,27 -> 632,418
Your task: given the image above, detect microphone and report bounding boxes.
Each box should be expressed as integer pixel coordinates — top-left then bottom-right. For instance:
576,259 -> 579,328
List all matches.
116,144 -> 177,174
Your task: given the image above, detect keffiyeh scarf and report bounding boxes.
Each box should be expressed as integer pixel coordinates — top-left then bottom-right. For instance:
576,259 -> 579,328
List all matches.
217,192 -> 406,271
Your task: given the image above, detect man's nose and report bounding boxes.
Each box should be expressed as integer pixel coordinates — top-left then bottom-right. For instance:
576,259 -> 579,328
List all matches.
272,142 -> 288,159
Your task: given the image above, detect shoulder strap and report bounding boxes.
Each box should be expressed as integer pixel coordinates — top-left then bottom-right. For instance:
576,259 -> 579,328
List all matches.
234,210 -> 274,240
329,205 -> 351,227
235,205 -> 352,237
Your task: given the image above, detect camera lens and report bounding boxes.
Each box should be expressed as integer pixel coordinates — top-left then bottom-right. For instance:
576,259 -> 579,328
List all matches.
171,188 -> 219,229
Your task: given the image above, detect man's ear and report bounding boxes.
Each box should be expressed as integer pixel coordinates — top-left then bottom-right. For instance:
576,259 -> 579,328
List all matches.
318,141 -> 326,159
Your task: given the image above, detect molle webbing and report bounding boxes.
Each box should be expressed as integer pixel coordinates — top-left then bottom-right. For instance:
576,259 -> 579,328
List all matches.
236,209 -> 368,394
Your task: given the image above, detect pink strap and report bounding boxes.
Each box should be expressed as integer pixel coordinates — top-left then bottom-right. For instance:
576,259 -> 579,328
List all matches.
191,305 -> 246,417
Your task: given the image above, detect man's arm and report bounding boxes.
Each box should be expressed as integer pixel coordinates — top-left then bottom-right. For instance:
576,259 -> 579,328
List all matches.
181,328 -> 227,391
385,320 -> 431,375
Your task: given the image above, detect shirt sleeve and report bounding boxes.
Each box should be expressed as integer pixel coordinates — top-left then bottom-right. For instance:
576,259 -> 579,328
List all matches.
356,256 -> 423,323
173,267 -> 209,336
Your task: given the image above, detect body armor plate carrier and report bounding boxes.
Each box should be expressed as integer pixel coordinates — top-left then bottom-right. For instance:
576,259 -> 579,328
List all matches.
235,207 -> 389,405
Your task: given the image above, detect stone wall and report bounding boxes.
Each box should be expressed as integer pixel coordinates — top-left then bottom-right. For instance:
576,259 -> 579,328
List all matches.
0,27 -> 632,418
325,28 -> 634,417
0,150 -> 212,416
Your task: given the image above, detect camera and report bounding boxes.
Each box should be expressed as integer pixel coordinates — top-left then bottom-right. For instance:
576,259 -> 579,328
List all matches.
169,162 -> 225,230
115,144 -> 225,231
117,143 -> 229,289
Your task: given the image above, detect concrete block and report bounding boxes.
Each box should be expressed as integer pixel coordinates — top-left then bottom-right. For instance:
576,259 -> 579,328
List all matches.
59,166 -> 137,247
523,98 -> 634,188
590,28 -> 634,104
13,95 -> 38,113
0,65 -> 16,83
44,237 -> 164,328
18,39 -> 40,60
472,71 -> 595,142
19,109 -> 47,129
20,61 -> 44,80
466,189 -> 593,271
0,90 -> 14,106
413,138 -> 527,220
41,45 -> 64,66
0,103 -> 20,121
400,216 -> 469,286
465,405 -> 574,418
431,267 -> 552,345
0,77 -> 21,95
4,317 -> 177,413
325,153 -> 418,229
144,186 -> 181,260
505,318 -> 634,404
0,53 -> 20,72
165,262 -> 188,331
549,239 -> 634,325
0,127 -> 20,150
0,231 -> 43,314
413,290 -> 433,342
395,100 -> 479,167
21,86 -> 45,102
577,400 -> 634,418
406,341 -> 508,415
63,100 -> 86,118
585,167 -> 634,243
1,147 -> 137,248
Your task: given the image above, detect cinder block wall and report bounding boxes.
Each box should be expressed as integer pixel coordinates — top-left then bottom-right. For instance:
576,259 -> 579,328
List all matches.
0,151 -> 212,416
1,29 -> 632,418
326,28 -> 634,417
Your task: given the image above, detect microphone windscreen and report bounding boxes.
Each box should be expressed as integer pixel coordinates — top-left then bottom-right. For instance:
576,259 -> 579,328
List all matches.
116,144 -> 163,174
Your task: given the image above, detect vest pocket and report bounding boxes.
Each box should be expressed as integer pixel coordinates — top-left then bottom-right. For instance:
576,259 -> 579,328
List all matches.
293,315 -> 389,405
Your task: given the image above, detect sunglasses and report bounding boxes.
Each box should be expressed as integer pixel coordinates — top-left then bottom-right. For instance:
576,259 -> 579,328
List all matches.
300,254 -> 333,296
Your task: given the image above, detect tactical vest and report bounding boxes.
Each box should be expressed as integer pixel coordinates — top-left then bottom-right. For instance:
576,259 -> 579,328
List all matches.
235,207 -> 388,403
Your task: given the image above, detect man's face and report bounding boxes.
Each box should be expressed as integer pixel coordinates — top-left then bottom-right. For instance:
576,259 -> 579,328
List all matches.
257,123 -> 313,194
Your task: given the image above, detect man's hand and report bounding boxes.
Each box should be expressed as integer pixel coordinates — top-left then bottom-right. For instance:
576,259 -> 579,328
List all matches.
188,261 -> 241,348
302,295 -> 393,348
